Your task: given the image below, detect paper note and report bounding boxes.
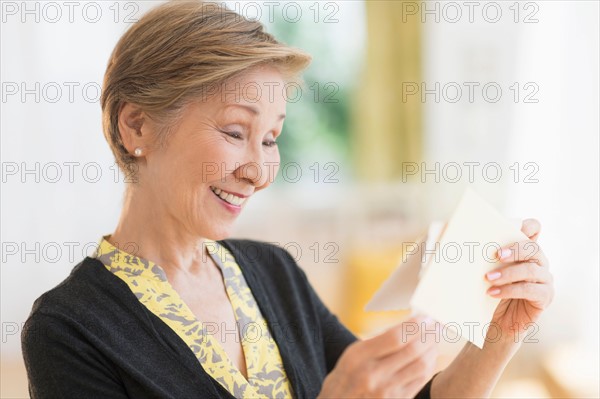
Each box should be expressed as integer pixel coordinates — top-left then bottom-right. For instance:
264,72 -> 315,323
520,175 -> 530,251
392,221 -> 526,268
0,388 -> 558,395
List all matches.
364,222 -> 444,312
366,188 -> 528,349
363,235 -> 425,312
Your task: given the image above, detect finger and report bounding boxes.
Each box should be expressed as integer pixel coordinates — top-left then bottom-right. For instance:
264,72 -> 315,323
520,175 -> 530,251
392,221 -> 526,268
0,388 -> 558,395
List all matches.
498,240 -> 549,267
521,218 -> 541,241
486,263 -> 552,286
376,326 -> 437,379
388,343 -> 437,389
487,281 -> 552,305
361,317 -> 427,358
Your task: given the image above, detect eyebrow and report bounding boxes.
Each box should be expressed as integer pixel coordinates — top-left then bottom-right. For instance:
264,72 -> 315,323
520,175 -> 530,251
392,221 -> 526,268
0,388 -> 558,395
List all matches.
225,104 -> 286,120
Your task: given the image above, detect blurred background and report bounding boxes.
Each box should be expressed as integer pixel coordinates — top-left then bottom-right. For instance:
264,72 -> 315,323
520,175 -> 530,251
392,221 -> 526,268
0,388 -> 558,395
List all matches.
1,1 -> 598,397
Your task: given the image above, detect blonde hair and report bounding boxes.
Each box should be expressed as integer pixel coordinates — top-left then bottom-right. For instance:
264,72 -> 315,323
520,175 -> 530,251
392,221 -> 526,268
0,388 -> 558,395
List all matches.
101,0 -> 311,170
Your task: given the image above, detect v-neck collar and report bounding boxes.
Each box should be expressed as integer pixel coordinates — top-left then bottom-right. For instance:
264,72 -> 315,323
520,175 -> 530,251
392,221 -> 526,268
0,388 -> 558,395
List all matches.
98,237 -> 303,397
218,240 -> 303,399
94,237 -> 263,398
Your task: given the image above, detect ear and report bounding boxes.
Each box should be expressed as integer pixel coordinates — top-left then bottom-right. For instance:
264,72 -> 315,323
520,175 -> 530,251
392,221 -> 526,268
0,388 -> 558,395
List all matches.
117,102 -> 154,155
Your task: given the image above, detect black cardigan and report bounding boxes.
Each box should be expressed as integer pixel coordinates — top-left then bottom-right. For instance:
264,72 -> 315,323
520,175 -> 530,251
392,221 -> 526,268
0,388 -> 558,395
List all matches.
22,239 -> 433,398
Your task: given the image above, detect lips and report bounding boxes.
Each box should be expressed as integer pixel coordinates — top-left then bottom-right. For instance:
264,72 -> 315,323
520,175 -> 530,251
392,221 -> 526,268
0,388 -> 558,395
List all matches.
210,186 -> 248,206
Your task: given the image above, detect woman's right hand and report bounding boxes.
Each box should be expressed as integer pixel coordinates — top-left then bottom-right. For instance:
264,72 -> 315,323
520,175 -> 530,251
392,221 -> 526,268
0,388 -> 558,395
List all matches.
317,316 -> 438,399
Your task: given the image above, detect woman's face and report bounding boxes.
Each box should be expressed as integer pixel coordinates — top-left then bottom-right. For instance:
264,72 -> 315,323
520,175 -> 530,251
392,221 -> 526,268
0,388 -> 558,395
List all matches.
143,66 -> 286,240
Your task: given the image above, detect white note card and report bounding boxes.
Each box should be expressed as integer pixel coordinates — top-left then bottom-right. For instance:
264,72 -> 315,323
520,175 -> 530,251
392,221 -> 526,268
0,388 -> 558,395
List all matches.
366,188 -> 528,349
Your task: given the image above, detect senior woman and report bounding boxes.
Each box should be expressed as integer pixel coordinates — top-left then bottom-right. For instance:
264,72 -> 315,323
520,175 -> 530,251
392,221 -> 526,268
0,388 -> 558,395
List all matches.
22,1 -> 554,398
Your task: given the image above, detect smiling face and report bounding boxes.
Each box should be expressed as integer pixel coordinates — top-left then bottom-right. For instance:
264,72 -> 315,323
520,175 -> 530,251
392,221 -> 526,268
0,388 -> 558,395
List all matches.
139,66 -> 287,240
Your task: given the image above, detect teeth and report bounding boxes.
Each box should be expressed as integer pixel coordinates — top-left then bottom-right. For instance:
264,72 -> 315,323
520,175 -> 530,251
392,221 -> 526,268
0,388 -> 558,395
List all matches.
211,186 -> 246,206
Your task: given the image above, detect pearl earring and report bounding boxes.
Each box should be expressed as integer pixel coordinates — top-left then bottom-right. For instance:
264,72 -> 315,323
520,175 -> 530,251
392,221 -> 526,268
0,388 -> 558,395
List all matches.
134,147 -> 143,157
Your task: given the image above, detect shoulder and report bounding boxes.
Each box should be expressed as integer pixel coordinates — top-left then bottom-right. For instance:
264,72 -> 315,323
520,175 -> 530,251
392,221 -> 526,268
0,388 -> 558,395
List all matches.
218,238 -> 292,258
218,238 -> 316,300
22,257 -> 129,345
218,238 -> 304,279
26,258 -> 106,318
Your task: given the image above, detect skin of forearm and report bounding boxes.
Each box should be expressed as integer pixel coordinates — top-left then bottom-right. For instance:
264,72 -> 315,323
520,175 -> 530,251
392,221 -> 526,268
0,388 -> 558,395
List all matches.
430,338 -> 521,398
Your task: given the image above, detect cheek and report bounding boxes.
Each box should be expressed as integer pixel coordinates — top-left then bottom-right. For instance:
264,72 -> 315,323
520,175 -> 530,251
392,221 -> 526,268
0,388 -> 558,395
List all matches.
177,137 -> 233,183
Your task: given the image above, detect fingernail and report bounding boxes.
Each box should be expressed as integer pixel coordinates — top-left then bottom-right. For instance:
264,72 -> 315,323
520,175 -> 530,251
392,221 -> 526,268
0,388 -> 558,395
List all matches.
498,248 -> 512,259
488,287 -> 501,296
486,271 -> 501,281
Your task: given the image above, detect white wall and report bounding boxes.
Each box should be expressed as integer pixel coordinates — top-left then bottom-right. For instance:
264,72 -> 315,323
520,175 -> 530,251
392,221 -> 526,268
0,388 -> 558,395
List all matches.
0,0 -> 369,359
1,1 -> 162,357
422,0 -> 599,360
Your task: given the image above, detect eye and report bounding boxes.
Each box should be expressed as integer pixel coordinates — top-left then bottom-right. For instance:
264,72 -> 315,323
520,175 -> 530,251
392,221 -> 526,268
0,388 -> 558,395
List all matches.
263,140 -> 278,148
221,130 -> 243,140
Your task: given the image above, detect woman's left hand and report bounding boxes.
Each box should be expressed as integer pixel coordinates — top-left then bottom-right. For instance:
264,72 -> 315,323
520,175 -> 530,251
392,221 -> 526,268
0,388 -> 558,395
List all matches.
484,218 -> 554,342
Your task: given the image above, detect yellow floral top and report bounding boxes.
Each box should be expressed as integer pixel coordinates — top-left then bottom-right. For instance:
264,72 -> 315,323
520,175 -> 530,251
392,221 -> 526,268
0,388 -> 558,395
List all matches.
94,237 -> 294,399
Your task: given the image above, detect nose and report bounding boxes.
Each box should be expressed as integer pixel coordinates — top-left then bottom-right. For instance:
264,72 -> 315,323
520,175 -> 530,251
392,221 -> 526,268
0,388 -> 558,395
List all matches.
233,143 -> 275,189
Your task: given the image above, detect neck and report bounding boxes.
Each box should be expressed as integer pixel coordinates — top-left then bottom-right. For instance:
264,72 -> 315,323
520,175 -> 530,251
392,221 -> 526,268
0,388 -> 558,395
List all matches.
108,186 -> 211,276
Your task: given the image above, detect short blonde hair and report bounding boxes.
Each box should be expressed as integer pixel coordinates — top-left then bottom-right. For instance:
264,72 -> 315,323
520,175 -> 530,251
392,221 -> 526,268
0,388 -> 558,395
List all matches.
101,0 -> 311,170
